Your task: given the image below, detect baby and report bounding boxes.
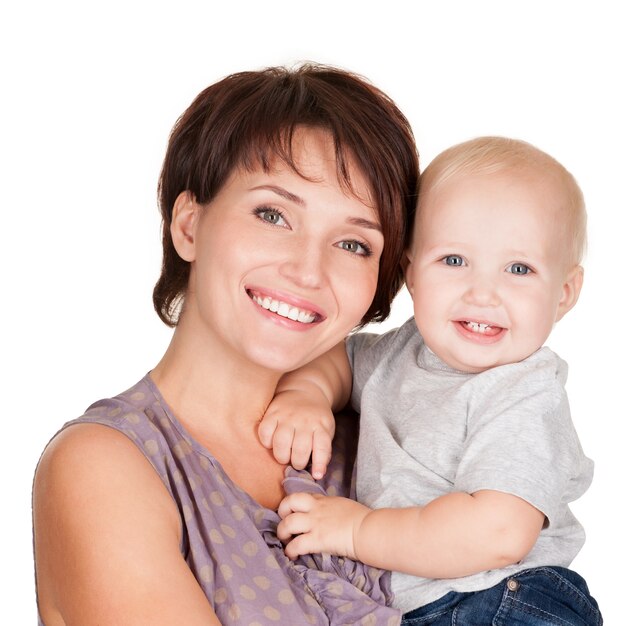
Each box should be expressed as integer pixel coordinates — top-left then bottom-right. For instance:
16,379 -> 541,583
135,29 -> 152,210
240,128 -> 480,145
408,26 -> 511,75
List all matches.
260,137 -> 602,624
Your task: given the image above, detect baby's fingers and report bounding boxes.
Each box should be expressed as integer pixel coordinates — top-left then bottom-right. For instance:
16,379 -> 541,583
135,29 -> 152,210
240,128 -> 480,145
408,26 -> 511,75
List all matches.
277,492 -> 316,519
311,429 -> 333,480
276,512 -> 310,543
283,533 -> 315,560
270,423 -> 297,465
257,413 -> 277,449
290,429 -> 315,471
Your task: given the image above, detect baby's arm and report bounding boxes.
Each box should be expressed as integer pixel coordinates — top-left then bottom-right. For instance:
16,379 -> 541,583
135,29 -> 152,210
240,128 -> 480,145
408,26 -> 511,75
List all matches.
278,489 -> 545,578
258,341 -> 352,479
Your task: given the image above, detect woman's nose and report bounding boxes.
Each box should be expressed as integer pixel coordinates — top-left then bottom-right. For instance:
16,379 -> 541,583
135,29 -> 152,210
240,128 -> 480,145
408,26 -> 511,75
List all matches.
278,242 -> 326,289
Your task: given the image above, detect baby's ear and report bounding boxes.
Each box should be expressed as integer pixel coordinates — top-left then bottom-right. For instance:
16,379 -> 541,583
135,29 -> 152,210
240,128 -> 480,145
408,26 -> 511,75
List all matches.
403,249 -> 415,295
556,265 -> 584,322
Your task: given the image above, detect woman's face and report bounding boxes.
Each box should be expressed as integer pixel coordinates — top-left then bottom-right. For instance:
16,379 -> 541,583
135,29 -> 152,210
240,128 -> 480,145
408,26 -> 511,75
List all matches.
177,128 -> 384,373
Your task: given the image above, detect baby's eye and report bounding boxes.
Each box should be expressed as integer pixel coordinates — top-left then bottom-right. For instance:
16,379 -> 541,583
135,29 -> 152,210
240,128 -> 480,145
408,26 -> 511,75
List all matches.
337,240 -> 372,257
443,255 -> 465,267
507,262 -> 532,275
254,207 -> 288,227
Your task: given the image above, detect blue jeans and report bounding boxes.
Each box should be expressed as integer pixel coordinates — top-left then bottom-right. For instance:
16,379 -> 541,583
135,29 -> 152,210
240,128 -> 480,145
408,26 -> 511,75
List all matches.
401,567 -> 602,625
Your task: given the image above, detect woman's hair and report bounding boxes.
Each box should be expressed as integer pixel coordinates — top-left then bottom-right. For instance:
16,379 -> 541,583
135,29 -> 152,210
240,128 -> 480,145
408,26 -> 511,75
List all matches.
153,63 -> 419,327
417,136 -> 587,264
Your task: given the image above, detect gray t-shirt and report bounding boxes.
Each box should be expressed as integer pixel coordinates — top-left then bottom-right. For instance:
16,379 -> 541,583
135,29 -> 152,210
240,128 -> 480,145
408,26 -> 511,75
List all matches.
346,318 -> 594,613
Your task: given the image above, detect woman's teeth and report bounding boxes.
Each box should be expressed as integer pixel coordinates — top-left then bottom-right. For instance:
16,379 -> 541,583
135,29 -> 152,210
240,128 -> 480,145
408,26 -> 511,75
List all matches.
252,294 -> 316,323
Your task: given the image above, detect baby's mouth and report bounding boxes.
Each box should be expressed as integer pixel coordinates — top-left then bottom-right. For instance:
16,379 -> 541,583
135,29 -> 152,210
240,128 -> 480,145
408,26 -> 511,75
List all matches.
248,291 -> 320,324
461,320 -> 504,336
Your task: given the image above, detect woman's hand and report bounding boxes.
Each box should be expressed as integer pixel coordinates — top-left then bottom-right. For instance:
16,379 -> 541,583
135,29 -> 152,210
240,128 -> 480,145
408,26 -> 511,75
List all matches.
277,492 -> 372,560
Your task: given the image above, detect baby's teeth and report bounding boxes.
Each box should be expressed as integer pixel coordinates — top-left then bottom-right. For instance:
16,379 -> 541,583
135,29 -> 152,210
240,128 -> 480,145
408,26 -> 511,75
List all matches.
269,300 -> 279,313
277,302 -> 290,317
466,321 -> 490,333
287,307 -> 299,321
263,297 -> 271,309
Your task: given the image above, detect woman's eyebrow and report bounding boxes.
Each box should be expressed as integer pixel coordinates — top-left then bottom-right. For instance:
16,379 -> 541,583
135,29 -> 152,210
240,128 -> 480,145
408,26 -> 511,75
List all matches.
250,184 -> 381,232
347,217 -> 382,232
250,185 -> 305,205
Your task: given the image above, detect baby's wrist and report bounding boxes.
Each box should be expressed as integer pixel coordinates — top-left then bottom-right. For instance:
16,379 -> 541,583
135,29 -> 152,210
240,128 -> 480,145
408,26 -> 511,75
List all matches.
352,505 -> 375,563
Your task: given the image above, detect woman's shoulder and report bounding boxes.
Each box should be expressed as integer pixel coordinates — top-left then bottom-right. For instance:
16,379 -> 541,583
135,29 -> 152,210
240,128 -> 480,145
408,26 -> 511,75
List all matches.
76,375 -> 163,429
56,375 -> 181,473
34,375 -> 180,520
34,413 -> 175,521
54,375 -> 218,507
33,417 -> 217,625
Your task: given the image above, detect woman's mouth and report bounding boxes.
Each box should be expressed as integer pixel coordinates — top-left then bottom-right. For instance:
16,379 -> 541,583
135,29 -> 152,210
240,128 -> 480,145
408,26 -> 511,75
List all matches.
247,290 -> 320,324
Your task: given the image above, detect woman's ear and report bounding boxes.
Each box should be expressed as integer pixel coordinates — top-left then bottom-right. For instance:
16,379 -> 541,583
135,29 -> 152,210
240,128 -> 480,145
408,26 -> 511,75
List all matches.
170,191 -> 200,262
403,249 -> 415,296
556,265 -> 584,322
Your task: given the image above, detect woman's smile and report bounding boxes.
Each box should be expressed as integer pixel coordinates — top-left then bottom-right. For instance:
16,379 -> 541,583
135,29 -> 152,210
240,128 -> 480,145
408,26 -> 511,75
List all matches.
247,287 -> 324,326
180,128 -> 384,373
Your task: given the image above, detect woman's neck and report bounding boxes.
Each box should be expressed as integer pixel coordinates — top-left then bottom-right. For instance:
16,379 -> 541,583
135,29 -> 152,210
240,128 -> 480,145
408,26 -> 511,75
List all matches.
150,320 -> 282,438
150,317 -> 289,510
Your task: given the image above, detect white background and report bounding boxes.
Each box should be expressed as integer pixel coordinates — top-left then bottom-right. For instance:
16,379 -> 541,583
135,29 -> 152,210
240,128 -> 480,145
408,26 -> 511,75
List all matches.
2,1 -> 623,622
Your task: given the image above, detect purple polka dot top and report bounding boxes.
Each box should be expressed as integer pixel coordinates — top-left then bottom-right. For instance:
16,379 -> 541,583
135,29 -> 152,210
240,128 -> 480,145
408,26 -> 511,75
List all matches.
50,375 -> 400,625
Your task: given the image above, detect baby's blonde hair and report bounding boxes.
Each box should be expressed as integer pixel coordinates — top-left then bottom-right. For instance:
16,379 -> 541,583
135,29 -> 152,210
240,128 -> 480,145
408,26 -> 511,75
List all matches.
417,136 -> 587,265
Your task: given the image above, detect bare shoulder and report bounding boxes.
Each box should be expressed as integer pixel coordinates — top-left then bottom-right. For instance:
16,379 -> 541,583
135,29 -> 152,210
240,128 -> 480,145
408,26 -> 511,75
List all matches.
35,422 -> 166,497
33,423 -> 219,625
34,423 -> 178,539
38,421 -> 128,467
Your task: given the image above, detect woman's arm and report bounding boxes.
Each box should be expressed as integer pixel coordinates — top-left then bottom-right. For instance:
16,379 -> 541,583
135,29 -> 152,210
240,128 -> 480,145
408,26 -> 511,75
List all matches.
33,424 -> 221,626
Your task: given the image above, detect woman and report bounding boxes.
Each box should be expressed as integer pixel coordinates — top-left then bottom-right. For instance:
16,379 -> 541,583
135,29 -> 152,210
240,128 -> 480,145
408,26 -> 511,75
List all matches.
33,64 -> 419,625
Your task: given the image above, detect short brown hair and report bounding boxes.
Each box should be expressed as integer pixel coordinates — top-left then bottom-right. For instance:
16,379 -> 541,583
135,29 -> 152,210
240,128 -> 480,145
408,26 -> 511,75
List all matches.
153,63 -> 419,326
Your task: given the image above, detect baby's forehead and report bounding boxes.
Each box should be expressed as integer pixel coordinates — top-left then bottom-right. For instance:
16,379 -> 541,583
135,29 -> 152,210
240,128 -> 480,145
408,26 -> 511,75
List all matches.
412,138 -> 586,265
417,173 -> 574,251
424,157 -> 563,195
420,160 -> 579,221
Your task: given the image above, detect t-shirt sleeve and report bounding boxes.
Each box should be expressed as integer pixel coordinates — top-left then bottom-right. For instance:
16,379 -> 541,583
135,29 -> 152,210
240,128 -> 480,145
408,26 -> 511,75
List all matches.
454,350 -> 593,524
346,320 -> 414,412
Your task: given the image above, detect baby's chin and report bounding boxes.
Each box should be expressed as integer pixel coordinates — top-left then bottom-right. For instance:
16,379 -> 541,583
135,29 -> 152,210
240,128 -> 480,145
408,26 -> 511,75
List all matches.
444,346 -> 543,374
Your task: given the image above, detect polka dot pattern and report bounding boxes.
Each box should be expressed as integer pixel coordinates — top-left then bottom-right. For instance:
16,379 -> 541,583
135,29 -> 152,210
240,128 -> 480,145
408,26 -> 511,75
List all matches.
58,375 -> 400,625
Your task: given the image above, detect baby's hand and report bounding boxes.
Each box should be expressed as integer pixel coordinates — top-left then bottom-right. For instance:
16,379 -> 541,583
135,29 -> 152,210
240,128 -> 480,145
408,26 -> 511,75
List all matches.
258,387 -> 335,479
277,492 -> 371,560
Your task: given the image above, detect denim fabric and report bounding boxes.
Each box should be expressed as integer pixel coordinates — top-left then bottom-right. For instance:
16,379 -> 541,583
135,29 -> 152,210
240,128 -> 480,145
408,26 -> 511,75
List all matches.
401,567 -> 602,626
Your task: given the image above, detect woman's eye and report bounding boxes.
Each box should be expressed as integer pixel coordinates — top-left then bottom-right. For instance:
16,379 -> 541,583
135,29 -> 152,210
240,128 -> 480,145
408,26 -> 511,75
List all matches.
254,207 -> 287,227
507,263 -> 532,275
443,255 -> 465,267
337,240 -> 372,257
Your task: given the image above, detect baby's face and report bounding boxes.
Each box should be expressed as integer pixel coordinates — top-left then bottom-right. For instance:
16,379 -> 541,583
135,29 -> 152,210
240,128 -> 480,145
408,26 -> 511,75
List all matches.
406,170 -> 580,373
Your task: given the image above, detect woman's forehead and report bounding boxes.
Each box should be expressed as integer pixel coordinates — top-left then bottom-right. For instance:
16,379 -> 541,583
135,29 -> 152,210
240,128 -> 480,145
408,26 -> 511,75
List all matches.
236,129 -> 376,212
